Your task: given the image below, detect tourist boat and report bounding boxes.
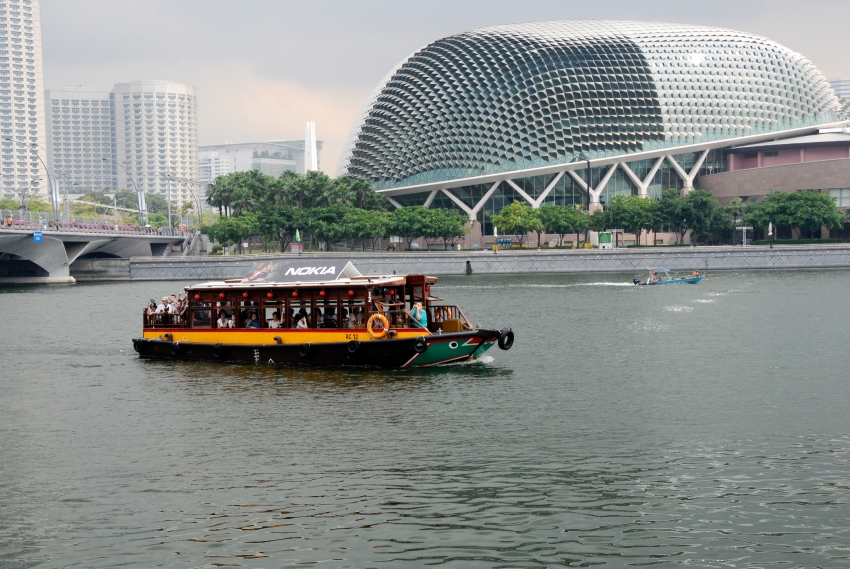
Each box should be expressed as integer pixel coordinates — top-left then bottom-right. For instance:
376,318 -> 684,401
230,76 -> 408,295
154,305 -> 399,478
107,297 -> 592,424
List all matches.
634,267 -> 705,285
133,260 -> 514,368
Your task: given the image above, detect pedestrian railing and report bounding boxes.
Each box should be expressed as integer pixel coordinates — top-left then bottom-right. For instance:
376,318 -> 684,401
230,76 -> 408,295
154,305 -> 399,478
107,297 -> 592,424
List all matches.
0,211 -> 188,237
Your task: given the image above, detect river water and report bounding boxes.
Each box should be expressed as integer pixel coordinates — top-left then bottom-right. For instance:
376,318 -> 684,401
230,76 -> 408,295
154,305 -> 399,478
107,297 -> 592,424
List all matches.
1,270 -> 849,568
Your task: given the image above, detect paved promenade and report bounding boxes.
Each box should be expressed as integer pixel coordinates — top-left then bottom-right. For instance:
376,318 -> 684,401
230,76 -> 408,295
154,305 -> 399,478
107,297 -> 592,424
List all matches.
66,244 -> 850,281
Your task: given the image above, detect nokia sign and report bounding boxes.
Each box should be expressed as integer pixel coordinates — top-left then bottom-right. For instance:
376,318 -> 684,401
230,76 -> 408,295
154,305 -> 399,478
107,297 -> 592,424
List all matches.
242,260 -> 362,283
284,266 -> 336,276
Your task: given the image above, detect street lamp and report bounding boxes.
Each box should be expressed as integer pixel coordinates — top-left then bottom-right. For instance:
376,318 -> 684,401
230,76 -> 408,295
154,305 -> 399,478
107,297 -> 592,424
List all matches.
4,138 -> 59,222
102,157 -> 147,226
161,173 -> 208,229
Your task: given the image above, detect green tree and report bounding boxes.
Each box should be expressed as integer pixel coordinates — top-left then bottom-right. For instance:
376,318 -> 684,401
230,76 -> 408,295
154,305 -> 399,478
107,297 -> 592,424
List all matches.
607,195 -> 657,246
710,204 -> 736,240
257,205 -> 303,252
785,190 -> 843,241
208,213 -> 259,253
434,208 -> 469,250
345,208 -> 389,250
684,190 -> 723,245
114,190 -> 139,210
390,206 -> 429,249
145,193 -> 169,215
303,206 -> 351,251
538,204 -> 588,246
657,188 -> 689,244
489,200 -> 542,247
148,212 -> 168,229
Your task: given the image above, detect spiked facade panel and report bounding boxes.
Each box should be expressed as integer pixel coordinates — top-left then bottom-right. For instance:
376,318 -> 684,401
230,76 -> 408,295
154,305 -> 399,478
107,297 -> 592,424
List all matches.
339,21 -> 842,191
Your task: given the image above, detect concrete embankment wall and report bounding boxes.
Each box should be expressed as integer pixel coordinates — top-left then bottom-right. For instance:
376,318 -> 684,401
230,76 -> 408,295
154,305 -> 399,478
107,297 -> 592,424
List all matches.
78,245 -> 850,282
70,258 -> 131,281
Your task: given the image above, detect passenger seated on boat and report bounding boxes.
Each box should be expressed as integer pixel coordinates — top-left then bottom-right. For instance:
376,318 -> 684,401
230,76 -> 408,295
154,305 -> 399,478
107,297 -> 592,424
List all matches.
145,299 -> 157,316
245,312 -> 261,329
322,308 -> 337,328
156,297 -> 169,313
268,312 -> 282,329
691,271 -> 700,277
296,314 -> 308,329
217,310 -> 232,329
348,307 -> 360,328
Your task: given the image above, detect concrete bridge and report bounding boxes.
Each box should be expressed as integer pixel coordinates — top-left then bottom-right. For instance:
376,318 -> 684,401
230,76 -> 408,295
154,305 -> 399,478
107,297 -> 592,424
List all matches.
0,224 -> 185,284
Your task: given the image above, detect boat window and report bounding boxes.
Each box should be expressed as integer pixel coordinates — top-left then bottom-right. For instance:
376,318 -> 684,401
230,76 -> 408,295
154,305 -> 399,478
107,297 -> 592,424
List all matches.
238,300 -> 261,328
289,300 -> 312,328
213,298 -> 235,328
317,290 -> 341,328
342,298 -> 366,328
192,309 -> 211,328
263,301 -> 285,328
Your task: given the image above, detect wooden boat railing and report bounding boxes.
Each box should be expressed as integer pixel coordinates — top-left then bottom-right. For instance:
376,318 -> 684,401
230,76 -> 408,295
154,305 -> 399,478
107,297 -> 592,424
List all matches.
430,304 -> 473,332
144,312 -> 187,329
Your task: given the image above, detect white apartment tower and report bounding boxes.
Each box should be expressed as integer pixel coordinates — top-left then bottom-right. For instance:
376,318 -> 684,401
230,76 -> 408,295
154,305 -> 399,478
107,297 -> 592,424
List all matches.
112,80 -> 198,204
45,87 -> 113,194
0,0 -> 47,200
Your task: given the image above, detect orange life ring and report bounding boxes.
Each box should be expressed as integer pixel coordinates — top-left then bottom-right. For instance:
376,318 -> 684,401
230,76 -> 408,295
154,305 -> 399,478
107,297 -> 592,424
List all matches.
367,313 -> 390,339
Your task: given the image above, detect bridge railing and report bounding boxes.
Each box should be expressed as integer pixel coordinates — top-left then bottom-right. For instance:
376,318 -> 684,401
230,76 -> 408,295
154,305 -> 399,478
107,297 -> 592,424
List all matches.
1,210 -> 187,237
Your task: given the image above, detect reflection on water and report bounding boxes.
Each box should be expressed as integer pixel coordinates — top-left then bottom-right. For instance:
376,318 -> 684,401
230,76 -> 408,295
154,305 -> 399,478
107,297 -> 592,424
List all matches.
2,271 -> 850,567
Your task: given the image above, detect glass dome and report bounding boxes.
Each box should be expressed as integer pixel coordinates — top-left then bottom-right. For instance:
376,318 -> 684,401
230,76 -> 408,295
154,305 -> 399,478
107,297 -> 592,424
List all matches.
339,20 -> 842,191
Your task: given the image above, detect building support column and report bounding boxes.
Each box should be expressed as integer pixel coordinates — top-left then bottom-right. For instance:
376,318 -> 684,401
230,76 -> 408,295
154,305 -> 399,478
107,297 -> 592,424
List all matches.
423,190 -> 438,208
567,164 -> 616,211
667,149 -> 709,195
620,157 -> 664,198
533,171 -> 565,207
505,179 -> 536,207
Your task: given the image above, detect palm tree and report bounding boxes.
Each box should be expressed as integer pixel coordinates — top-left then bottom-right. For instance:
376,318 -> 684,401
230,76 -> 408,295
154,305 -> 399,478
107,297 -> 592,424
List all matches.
206,178 -> 227,217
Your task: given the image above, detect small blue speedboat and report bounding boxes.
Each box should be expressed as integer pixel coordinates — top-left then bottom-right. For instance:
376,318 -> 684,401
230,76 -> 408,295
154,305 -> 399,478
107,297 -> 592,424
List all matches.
634,268 -> 704,285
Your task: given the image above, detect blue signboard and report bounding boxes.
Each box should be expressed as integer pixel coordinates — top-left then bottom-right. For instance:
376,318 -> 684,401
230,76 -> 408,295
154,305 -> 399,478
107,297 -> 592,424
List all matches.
33,231 -> 42,243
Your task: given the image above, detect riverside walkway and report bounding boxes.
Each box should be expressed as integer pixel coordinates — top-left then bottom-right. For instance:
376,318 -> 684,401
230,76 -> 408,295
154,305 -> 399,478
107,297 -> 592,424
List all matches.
64,244 -> 850,282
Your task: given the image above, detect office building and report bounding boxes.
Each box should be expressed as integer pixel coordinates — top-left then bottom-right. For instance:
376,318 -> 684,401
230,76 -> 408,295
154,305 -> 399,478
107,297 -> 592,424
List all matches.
198,138 -> 323,182
0,0 -> 47,200
198,150 -> 232,186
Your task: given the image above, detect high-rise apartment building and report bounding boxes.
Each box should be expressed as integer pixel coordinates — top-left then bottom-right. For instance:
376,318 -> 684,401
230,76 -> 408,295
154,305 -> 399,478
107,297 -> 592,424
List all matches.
43,80 -> 199,205
112,80 -> 198,204
0,0 -> 47,200
45,87 -> 113,194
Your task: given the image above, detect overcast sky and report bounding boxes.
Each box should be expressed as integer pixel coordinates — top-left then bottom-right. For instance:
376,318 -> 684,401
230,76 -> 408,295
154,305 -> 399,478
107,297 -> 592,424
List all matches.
41,0 -> 850,174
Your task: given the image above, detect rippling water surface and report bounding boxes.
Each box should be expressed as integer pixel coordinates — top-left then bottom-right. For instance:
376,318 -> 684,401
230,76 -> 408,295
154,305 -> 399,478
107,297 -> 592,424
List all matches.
2,270 -> 850,568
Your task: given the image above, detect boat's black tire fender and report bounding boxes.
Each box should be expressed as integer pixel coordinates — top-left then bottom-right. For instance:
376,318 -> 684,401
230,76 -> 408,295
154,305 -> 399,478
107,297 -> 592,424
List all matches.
298,343 -> 310,357
133,339 -> 141,353
170,342 -> 181,356
498,329 -> 514,351
413,336 -> 428,353
347,340 -> 360,354
212,344 -> 224,359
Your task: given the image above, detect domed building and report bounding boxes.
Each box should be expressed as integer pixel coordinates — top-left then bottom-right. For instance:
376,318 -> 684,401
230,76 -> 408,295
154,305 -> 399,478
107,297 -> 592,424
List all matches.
339,20 -> 847,234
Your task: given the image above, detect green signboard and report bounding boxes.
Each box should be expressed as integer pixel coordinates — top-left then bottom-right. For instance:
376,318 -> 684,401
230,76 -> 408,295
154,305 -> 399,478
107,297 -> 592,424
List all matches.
598,232 -> 612,244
